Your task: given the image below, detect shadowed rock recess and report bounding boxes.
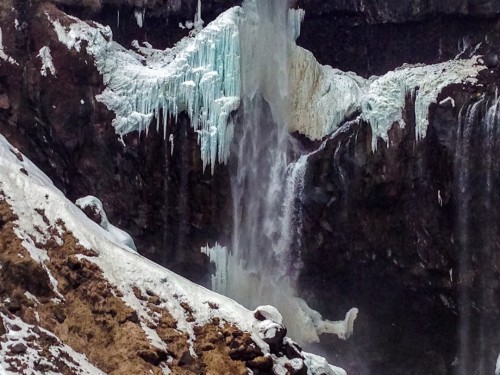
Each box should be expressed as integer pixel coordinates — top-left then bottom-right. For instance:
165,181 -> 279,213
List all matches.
1,0 -> 500,374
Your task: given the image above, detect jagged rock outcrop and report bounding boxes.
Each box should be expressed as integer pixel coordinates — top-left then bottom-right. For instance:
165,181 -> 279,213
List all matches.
0,0 -> 231,284
297,0 -> 500,77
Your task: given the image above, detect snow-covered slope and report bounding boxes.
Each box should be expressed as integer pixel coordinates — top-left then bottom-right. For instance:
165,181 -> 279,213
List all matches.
0,133 -> 345,374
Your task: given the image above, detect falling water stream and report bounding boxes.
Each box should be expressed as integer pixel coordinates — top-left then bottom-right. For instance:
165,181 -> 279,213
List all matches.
455,96 -> 500,375
203,0 -> 357,344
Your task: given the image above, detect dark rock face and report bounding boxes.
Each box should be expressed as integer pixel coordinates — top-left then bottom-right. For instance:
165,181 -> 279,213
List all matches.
1,0 -> 500,374
297,1 -> 500,77
0,1 -> 232,285
297,0 -> 500,23
297,73 -> 500,374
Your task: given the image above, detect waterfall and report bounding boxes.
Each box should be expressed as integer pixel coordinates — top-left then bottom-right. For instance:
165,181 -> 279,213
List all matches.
455,96 -> 500,375
203,0 -> 358,344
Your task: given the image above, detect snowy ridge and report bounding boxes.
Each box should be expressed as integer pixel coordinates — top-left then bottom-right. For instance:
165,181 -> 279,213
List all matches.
49,7 -> 241,173
0,133 -> 345,374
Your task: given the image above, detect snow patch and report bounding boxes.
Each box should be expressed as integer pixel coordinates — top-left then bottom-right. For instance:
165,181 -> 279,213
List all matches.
134,8 -> 145,28
0,27 -> 18,65
75,195 -> 137,252
37,46 -> 56,77
0,313 -> 104,375
304,352 -> 347,375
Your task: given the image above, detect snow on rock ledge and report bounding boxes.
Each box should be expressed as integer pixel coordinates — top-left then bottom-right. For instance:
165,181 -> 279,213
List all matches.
288,45 -> 367,140
361,58 -> 486,150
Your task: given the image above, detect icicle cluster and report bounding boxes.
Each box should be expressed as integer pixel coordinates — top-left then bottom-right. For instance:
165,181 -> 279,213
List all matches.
49,7 -> 242,173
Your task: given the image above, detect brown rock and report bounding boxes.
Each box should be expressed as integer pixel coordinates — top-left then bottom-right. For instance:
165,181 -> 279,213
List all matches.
0,319 -> 5,336
179,349 -> 194,366
246,355 -> 273,370
10,342 -> 27,354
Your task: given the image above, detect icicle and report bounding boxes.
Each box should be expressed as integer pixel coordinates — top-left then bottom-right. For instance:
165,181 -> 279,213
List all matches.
134,8 -> 145,28
169,134 -> 174,155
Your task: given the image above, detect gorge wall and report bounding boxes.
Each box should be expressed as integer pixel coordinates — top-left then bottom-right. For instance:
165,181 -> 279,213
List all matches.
1,0 -> 500,374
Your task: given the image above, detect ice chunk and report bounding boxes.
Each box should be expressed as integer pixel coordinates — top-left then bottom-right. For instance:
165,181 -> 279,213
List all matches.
303,352 -> 347,375
288,45 -> 366,140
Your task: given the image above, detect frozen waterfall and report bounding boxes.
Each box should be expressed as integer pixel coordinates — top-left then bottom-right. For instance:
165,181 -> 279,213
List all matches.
203,0 -> 358,344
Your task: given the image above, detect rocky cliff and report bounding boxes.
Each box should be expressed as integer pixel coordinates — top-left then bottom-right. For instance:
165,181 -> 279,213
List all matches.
0,0 -> 499,374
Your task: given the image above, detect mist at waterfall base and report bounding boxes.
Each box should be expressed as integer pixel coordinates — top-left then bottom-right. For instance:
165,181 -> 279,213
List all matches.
202,0 -> 358,347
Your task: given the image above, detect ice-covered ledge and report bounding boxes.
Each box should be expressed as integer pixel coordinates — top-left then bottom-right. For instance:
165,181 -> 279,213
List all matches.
361,58 -> 486,150
287,44 -> 367,139
49,7 -> 242,174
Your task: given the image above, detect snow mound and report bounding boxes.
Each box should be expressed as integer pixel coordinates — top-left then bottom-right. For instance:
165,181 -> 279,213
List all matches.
75,195 -> 137,252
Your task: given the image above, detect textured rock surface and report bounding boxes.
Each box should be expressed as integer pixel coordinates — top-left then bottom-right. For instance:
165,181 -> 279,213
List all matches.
0,1 -> 232,285
297,69 -> 500,374
297,0 -> 500,77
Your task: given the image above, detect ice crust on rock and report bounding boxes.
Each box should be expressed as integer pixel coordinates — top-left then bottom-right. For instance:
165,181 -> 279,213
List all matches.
288,45 -> 367,140
304,352 -> 347,375
49,7 -> 241,173
361,58 -> 485,150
